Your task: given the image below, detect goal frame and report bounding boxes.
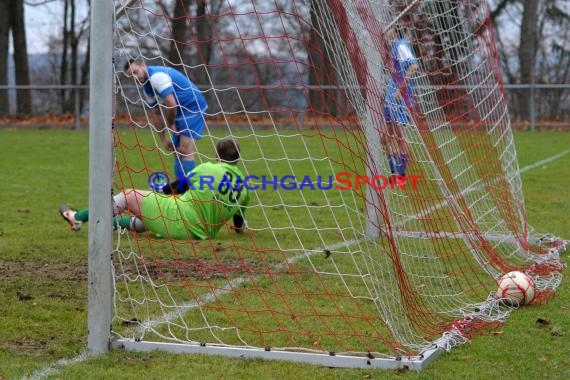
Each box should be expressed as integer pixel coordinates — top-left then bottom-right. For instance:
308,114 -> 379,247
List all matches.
111,339 -> 443,371
87,0 -> 114,354
87,1 -> 445,370
87,0 -> 563,372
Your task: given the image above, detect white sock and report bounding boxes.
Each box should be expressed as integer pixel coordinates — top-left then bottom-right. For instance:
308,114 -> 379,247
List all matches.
113,192 -> 127,216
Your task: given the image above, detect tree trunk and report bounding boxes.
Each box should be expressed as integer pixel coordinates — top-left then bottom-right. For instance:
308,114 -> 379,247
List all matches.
0,0 -> 10,116
308,0 -> 337,117
167,0 -> 190,66
68,0 -> 78,114
60,0 -> 70,113
195,0 -> 212,67
518,0 -> 539,122
10,0 -> 31,115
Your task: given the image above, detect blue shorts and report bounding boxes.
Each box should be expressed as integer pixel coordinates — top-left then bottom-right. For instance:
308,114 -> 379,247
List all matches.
172,111 -> 206,147
383,101 -> 410,125
384,81 -> 414,125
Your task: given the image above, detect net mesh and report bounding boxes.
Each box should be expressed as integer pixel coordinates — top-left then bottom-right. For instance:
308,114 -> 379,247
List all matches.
110,0 -> 565,359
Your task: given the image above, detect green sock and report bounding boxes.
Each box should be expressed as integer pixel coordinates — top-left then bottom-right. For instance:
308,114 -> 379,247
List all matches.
76,208 -> 89,222
113,215 -> 132,230
113,215 -> 146,232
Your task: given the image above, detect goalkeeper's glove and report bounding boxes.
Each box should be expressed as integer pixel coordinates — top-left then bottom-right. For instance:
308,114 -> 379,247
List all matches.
233,214 -> 247,234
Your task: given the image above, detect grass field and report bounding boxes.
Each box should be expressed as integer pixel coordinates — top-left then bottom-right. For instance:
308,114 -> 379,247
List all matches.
0,129 -> 569,380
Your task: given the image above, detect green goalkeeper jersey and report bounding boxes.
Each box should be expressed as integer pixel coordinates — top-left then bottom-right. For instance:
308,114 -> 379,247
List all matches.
140,161 -> 250,240
179,161 -> 250,239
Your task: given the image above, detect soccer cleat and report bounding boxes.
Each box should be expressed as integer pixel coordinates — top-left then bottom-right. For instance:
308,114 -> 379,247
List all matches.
59,204 -> 83,231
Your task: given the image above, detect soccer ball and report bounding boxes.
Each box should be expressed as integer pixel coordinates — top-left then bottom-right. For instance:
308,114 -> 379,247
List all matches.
495,271 -> 535,306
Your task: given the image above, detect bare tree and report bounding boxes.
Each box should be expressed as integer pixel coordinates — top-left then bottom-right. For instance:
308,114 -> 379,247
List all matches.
12,0 -> 31,114
116,3 -> 170,58
194,0 -> 214,84
59,0 -> 71,112
491,0 -> 569,122
59,0 -> 89,115
0,0 -> 31,116
0,0 -> 10,115
536,1 -> 569,121
308,0 -> 339,117
156,0 -> 191,66
517,0 -> 539,122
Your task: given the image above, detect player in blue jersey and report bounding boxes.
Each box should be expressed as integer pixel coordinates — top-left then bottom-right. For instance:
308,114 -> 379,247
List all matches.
125,59 -> 208,190
382,27 -> 418,183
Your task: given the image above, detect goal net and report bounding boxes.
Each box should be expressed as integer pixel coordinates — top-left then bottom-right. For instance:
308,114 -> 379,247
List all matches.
106,0 -> 566,369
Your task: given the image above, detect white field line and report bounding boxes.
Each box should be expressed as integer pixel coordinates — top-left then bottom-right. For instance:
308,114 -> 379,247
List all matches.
518,148 -> 570,174
397,148 -> 570,227
137,239 -> 359,332
24,148 -> 570,379
22,350 -> 91,380
23,239 -> 359,380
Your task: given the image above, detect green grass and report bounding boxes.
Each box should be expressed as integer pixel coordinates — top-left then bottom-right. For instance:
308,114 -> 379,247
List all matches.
0,130 -> 569,379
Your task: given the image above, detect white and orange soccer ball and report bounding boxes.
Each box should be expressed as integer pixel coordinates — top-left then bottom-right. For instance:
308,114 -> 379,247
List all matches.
495,271 -> 535,306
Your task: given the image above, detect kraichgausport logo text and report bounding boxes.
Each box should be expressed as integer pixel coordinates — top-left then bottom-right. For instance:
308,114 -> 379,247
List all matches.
148,171 -> 422,192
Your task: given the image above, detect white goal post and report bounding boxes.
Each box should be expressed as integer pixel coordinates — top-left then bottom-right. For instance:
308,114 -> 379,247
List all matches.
87,0 -> 114,354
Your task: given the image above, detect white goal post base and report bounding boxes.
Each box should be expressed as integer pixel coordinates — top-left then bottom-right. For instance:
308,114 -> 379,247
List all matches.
112,339 -> 443,371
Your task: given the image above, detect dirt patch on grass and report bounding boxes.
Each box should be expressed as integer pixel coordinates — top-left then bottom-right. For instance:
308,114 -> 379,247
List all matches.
2,337 -> 54,356
1,252 -> 264,286
0,258 -> 87,283
117,256 -> 262,282
0,258 -> 88,357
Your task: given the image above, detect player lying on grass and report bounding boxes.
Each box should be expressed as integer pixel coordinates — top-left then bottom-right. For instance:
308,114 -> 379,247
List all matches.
60,137 -> 250,240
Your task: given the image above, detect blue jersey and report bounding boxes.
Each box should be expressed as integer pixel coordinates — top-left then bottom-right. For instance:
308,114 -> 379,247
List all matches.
383,38 -> 417,124
143,66 -> 208,118
144,66 -> 208,139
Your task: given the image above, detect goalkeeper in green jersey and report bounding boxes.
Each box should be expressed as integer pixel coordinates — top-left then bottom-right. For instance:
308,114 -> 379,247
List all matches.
60,137 -> 250,240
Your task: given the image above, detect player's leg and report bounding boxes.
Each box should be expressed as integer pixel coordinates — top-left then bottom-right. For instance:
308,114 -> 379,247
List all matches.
172,113 -> 205,179
59,204 -> 84,231
59,189 -> 149,232
111,189 -> 148,232
175,135 -> 197,175
113,215 -> 146,232
391,99 -> 411,178
116,188 -> 149,216
165,134 -> 197,195
392,124 -> 409,177
381,114 -> 408,185
382,105 -> 399,176
384,122 -> 401,176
